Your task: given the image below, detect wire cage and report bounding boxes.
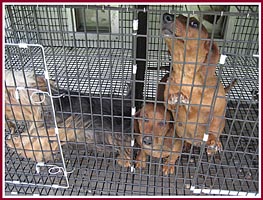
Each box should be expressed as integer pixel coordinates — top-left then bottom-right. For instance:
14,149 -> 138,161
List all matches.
4,4 -> 259,196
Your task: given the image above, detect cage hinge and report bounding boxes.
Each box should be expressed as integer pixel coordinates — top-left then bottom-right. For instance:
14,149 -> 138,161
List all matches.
191,188 -> 259,196
51,184 -> 60,188
14,90 -> 20,101
14,87 -> 25,101
133,19 -> 138,32
11,191 -> 18,195
219,54 -> 227,64
36,162 -> 45,174
131,139 -> 135,147
203,133 -> 209,142
131,107 -> 136,116
13,181 -> 20,184
55,128 -> 59,135
18,43 -> 28,48
130,165 -> 135,173
44,70 -> 50,80
133,64 -> 137,74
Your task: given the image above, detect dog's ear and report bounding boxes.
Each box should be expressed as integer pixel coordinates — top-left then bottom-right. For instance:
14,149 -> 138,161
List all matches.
202,41 -> 219,76
204,41 -> 219,64
134,109 -> 141,117
134,119 -> 140,133
157,73 -> 170,102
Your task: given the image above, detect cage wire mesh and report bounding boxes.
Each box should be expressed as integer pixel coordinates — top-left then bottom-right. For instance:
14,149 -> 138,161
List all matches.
4,4 -> 259,196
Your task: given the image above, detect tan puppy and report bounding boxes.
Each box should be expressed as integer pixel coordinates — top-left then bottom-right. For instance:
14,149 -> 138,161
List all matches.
134,103 -> 182,175
162,14 -> 227,154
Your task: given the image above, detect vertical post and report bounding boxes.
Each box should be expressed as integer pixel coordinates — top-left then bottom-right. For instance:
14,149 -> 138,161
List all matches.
135,5 -> 148,109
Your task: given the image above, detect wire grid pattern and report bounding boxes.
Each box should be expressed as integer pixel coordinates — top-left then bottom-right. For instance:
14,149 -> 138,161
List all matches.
227,6 -> 259,56
5,5 -> 134,49
4,46 -> 259,196
144,55 -> 258,102
4,4 -> 259,196
5,45 -> 133,95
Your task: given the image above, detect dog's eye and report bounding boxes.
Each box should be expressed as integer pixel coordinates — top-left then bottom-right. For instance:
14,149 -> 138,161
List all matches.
143,118 -> 149,123
189,20 -> 199,28
158,121 -> 166,127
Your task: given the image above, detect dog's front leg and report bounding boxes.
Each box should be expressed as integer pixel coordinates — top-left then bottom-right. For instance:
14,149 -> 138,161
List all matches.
163,139 -> 182,175
117,151 -> 131,168
164,81 -> 180,111
206,115 -> 224,155
164,83 -> 189,112
135,150 -> 147,169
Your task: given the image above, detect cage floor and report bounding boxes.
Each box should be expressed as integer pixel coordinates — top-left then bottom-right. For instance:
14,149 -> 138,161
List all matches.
4,46 -> 259,196
5,99 -> 259,196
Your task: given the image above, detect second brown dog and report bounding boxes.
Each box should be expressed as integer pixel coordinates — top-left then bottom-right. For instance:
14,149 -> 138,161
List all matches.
134,103 -> 182,175
161,14 -> 230,155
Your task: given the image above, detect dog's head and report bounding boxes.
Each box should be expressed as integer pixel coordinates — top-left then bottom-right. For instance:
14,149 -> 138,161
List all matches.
135,103 -> 173,150
162,13 -> 219,68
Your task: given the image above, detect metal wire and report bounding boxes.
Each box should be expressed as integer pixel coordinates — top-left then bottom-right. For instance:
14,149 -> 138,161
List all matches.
4,4 -> 259,196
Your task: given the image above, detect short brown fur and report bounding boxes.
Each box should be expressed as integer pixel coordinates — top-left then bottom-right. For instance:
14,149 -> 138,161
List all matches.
162,14 -> 228,154
134,103 -> 182,175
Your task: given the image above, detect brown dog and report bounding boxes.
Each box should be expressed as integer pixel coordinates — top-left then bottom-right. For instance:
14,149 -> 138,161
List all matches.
5,70 -> 56,134
6,116 -> 80,162
134,103 -> 182,175
161,14 -> 228,155
6,79 -> 133,168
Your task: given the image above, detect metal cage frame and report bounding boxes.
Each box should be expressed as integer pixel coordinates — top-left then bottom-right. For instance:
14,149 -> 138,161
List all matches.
4,4 -> 260,197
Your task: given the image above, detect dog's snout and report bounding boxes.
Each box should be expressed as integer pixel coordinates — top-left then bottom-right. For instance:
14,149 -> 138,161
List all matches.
143,136 -> 153,145
163,13 -> 174,23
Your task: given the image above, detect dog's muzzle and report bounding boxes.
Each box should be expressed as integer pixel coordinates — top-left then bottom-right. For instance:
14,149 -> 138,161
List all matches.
143,136 -> 153,145
162,13 -> 175,35
163,13 -> 175,24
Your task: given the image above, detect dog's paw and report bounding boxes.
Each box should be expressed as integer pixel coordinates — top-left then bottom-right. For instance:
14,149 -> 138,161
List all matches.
183,142 -> 192,152
207,139 -> 222,155
163,162 -> 175,175
168,93 -> 180,105
180,94 -> 189,104
116,155 -> 131,168
168,93 -> 189,105
135,160 -> 146,169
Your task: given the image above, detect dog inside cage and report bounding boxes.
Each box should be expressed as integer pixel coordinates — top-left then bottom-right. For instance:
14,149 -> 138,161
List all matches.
4,4 -> 259,196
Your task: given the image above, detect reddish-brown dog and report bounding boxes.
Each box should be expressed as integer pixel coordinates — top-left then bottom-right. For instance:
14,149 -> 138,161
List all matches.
161,14 -> 228,154
134,103 -> 182,175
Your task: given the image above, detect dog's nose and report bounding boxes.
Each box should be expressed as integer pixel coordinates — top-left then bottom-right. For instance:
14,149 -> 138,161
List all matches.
143,136 -> 153,145
163,13 -> 174,24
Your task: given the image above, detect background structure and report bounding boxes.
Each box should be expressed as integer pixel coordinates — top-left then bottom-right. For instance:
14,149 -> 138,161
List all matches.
4,4 -> 259,196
